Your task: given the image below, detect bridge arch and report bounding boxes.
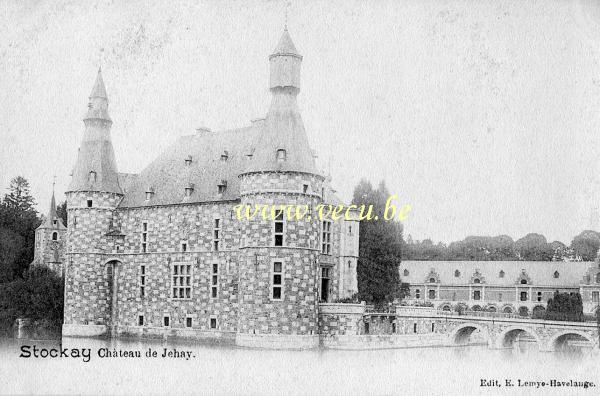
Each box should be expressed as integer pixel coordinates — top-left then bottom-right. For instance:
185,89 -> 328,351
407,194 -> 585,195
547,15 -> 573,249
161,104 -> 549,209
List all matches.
496,326 -> 541,349
547,330 -> 597,351
450,323 -> 492,347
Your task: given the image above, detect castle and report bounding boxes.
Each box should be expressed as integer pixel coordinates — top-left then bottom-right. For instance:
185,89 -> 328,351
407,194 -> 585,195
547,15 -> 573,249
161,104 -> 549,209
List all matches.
41,28 -> 360,348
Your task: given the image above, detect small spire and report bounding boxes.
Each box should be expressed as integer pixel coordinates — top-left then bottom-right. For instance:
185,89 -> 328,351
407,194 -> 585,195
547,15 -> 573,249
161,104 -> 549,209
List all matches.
90,68 -> 108,99
284,1 -> 290,30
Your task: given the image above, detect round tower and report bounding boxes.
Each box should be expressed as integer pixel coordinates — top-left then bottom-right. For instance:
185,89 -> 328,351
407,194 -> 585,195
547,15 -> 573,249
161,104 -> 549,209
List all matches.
236,28 -> 324,348
63,69 -> 124,336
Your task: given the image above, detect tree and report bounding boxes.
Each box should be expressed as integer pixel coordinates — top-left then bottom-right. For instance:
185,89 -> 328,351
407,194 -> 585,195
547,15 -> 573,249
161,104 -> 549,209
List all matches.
353,179 -> 403,308
515,233 -> 553,261
0,176 -> 41,281
546,291 -> 583,322
570,230 -> 600,261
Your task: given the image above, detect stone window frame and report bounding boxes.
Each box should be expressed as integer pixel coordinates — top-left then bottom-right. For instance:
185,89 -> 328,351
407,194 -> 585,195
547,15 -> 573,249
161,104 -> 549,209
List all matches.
180,240 -> 188,253
273,209 -> 285,247
537,291 -> 542,302
428,289 -> 436,300
321,220 -> 332,255
473,290 -> 481,300
52,232 -> 58,241
138,314 -> 144,326
163,315 -> 170,327
270,258 -> 285,301
209,316 -> 218,330
592,291 -> 599,303
210,262 -> 219,299
141,221 -> 149,253
415,289 -> 421,299
185,316 -> 193,328
87,199 -> 93,208
139,265 -> 146,299
171,262 -> 192,300
213,217 -> 221,252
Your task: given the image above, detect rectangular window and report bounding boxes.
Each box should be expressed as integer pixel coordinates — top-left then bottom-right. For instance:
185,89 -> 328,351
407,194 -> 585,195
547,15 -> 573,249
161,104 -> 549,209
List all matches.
138,315 -> 144,326
272,261 -> 283,300
593,291 -> 599,303
186,317 -> 193,328
537,291 -> 542,302
210,317 -> 217,329
213,218 -> 221,251
141,222 -> 148,253
211,263 -> 219,299
473,290 -> 481,300
172,263 -> 192,299
163,316 -> 170,327
273,210 -> 284,247
520,291 -> 528,302
87,199 -> 93,208
498,293 -> 502,302
139,265 -> 146,298
321,220 -> 332,255
181,241 -> 187,252
415,289 -> 420,299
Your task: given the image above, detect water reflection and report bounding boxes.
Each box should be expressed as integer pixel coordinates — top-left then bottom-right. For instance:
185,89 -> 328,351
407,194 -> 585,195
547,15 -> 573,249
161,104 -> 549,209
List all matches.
1,335 -> 598,395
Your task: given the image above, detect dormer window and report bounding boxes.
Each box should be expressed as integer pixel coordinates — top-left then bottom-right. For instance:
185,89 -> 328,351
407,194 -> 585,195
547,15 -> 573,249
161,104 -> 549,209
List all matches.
184,155 -> 192,166
520,279 -> 527,285
52,220 -> 57,226
276,149 -> 287,162
145,186 -> 155,201
473,278 -> 480,284
88,171 -> 97,183
429,278 -> 436,283
218,180 -> 227,194
220,151 -> 229,161
185,183 -> 194,197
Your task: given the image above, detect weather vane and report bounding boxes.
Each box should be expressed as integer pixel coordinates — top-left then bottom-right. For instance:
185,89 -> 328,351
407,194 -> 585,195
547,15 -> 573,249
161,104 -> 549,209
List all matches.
284,0 -> 291,30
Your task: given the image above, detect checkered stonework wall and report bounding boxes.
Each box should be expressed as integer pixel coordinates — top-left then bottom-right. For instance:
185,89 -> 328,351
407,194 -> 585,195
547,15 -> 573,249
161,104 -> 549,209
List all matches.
33,227 -> 67,274
237,172 -> 324,335
64,171 -> 357,340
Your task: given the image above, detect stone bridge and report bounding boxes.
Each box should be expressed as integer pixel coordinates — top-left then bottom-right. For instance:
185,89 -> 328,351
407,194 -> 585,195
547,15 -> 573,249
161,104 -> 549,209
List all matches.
394,312 -> 599,352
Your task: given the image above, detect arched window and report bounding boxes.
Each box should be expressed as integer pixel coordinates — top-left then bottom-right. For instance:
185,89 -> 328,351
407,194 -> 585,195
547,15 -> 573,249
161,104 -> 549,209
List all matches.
473,278 -> 480,284
553,271 -> 559,279
429,277 -> 436,283
520,279 -> 527,285
403,269 -> 409,276
88,171 -> 97,183
52,232 -> 58,241
454,270 -> 460,277
499,270 -> 505,278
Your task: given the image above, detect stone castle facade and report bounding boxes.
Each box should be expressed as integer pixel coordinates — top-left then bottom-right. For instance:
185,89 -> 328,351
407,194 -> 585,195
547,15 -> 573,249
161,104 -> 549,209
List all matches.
58,29 -> 360,348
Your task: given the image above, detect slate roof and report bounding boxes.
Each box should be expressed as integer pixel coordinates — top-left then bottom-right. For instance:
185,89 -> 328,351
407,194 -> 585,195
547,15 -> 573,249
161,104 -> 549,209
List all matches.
37,192 -> 66,230
400,261 -> 592,287
270,28 -> 301,59
119,126 -> 261,207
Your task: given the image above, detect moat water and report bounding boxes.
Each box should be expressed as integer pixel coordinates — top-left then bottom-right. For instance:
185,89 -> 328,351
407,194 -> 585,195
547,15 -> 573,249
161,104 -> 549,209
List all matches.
1,335 -> 598,395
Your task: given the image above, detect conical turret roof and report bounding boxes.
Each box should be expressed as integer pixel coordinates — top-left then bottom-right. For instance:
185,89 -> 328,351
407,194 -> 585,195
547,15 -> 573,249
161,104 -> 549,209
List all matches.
37,191 -> 66,230
90,68 -> 108,99
270,28 -> 301,58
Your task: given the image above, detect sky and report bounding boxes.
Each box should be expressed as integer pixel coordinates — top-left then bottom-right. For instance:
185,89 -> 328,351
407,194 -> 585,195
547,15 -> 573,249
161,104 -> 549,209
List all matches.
1,0 -> 600,245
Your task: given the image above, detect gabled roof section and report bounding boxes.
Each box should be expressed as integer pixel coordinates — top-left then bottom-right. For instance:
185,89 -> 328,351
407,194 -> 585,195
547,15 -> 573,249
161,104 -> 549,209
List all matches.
118,125 -> 262,207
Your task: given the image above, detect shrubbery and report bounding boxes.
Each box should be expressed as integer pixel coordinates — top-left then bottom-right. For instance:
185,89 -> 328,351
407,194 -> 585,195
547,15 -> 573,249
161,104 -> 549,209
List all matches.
0,266 -> 64,330
545,291 -> 583,322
